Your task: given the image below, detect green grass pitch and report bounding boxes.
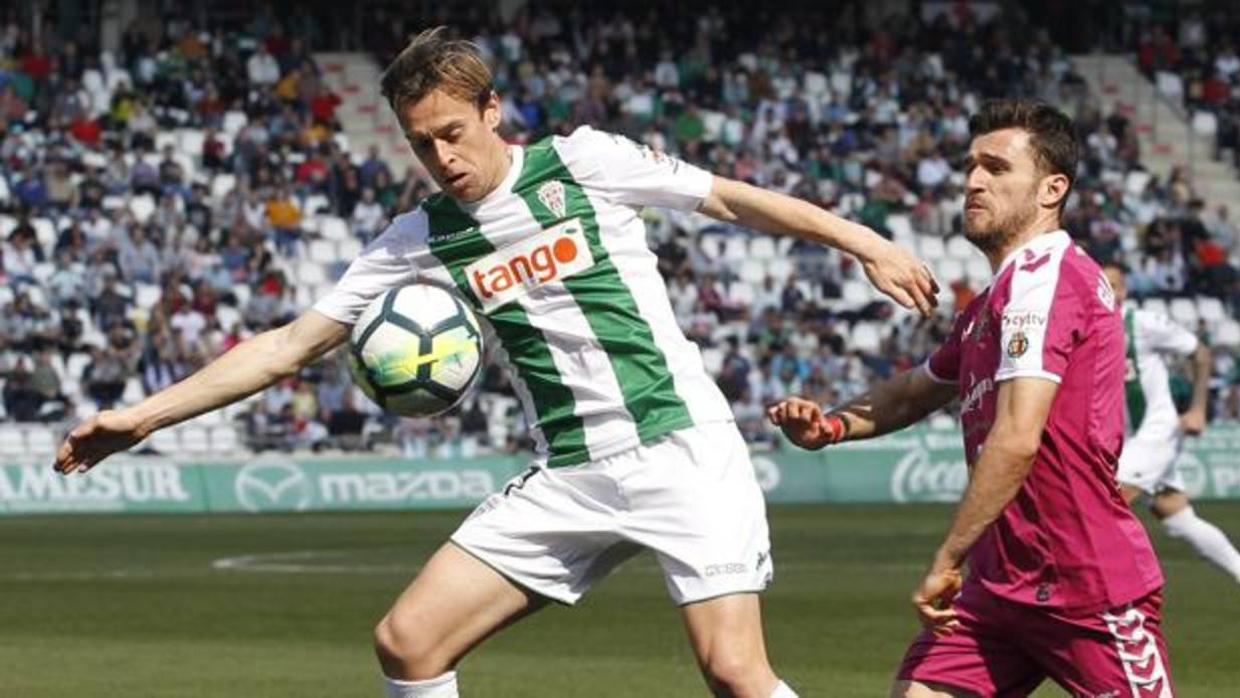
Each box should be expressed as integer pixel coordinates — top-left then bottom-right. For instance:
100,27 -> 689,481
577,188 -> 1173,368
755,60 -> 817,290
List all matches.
3,503 -> 1237,696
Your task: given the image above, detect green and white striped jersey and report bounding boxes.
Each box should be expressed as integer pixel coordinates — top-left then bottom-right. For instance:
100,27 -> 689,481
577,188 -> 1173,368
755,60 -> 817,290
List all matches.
314,126 -> 734,466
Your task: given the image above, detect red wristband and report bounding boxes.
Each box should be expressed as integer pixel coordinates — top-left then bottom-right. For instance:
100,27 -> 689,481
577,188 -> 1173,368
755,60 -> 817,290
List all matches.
822,413 -> 848,444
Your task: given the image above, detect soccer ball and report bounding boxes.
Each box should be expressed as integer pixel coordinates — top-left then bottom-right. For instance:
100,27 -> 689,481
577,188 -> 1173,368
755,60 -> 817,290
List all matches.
347,284 -> 484,417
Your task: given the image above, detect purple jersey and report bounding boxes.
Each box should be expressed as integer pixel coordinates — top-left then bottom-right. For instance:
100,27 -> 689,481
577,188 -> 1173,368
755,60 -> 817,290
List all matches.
925,230 -> 1163,613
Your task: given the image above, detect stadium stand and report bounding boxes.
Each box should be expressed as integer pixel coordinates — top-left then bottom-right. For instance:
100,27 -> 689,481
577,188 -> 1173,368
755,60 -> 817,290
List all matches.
1,4 -> 1238,461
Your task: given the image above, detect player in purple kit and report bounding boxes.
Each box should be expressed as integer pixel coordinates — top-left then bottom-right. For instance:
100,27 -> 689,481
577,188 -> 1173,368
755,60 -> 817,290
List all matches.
769,100 -> 1173,697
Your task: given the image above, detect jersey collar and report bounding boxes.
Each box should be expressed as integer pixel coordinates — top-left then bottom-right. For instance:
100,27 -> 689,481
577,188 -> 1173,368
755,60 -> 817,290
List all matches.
993,229 -> 1070,281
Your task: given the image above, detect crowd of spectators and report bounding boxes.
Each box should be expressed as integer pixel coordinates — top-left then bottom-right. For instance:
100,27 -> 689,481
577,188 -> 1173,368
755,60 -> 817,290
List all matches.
2,4 -> 1239,459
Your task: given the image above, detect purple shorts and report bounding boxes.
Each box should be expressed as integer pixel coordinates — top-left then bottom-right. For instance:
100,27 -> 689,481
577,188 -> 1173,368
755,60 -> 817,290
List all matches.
897,584 -> 1173,697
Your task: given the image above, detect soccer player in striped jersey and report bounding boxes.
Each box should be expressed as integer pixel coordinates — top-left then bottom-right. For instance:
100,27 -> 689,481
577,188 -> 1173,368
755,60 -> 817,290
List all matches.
51,27 -> 937,698
1103,262 -> 1240,586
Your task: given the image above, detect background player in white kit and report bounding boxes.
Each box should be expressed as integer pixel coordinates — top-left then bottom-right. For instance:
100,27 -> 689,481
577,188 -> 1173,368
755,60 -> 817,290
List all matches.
51,27 -> 938,698
1103,262 -> 1240,586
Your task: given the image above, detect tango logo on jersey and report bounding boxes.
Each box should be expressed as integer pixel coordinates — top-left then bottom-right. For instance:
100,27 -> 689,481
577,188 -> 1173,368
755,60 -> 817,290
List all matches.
465,218 -> 595,311
537,180 -> 567,219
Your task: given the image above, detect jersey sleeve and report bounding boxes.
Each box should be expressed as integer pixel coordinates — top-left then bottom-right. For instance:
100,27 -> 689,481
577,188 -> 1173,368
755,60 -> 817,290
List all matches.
995,252 -> 1078,384
924,312 -> 967,384
558,126 -> 714,211
1137,311 -> 1199,357
311,212 -> 424,325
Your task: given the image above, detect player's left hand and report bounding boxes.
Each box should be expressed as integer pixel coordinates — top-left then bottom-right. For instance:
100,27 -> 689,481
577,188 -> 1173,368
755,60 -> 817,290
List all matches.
859,238 -> 939,316
911,562 -> 962,637
767,397 -> 833,450
1180,408 -> 1206,436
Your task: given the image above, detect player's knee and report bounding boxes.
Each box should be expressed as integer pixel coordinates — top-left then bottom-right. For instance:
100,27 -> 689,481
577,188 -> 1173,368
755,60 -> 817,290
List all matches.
700,649 -> 771,697
373,613 -> 451,678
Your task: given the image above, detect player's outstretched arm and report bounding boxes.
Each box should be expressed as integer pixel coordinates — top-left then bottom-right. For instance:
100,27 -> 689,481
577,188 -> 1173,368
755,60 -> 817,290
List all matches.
53,310 -> 350,475
767,367 -> 956,449
697,176 -> 939,315
1182,343 -> 1212,435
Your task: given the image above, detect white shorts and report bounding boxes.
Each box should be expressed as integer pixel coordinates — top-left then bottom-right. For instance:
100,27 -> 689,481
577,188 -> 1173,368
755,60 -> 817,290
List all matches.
450,421 -> 773,606
1117,434 -> 1184,494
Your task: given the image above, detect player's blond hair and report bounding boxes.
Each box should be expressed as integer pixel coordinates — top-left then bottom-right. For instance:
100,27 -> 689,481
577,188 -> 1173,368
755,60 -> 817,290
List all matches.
380,26 -> 493,117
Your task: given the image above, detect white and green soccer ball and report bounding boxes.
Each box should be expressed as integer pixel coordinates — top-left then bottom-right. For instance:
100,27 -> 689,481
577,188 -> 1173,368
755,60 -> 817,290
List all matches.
347,284 -> 484,417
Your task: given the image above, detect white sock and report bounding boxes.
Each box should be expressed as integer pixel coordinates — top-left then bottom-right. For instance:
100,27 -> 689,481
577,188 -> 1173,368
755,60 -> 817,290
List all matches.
771,679 -> 799,697
1162,507 -> 1240,585
383,671 -> 458,698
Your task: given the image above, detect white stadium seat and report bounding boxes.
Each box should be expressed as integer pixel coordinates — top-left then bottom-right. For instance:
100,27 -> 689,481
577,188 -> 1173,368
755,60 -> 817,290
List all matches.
722,237 -> 748,261
216,305 -> 242,331
319,215 -> 349,241
1215,320 -> 1240,348
738,259 -> 766,285
768,257 -> 793,283
936,258 -> 965,285
178,128 -> 205,158
749,237 -> 776,260
841,279 -> 871,307
698,234 -> 724,260
1168,298 -> 1198,327
211,173 -> 237,201
129,194 -> 156,223
699,346 -> 724,375
945,235 -> 973,260
25,427 -> 56,455
121,378 -> 145,405
965,257 -> 992,285
850,322 -> 883,354
180,426 -> 211,454
151,429 -> 179,453
1142,298 -> 1168,316
211,425 -> 240,453
307,239 -> 336,263
1192,111 -> 1218,137
232,284 -> 251,308
31,217 -> 56,249
918,236 -> 946,261
1197,297 -> 1226,326
222,110 -> 248,135
337,238 -> 363,260
0,428 -> 24,458
303,193 -> 331,215
135,283 -> 162,308
296,260 -> 327,286
66,353 -> 92,381
728,280 -> 755,305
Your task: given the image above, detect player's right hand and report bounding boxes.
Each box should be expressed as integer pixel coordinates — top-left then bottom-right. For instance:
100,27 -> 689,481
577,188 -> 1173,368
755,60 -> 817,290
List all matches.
53,410 -> 145,475
767,397 -> 832,450
912,565 -> 963,637
1180,407 -> 1206,436
859,238 -> 939,316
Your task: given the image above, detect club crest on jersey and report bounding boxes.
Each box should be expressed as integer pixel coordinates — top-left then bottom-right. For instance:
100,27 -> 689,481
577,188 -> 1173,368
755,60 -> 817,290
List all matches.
537,180 -> 567,219
465,218 -> 595,311
1006,330 -> 1029,358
